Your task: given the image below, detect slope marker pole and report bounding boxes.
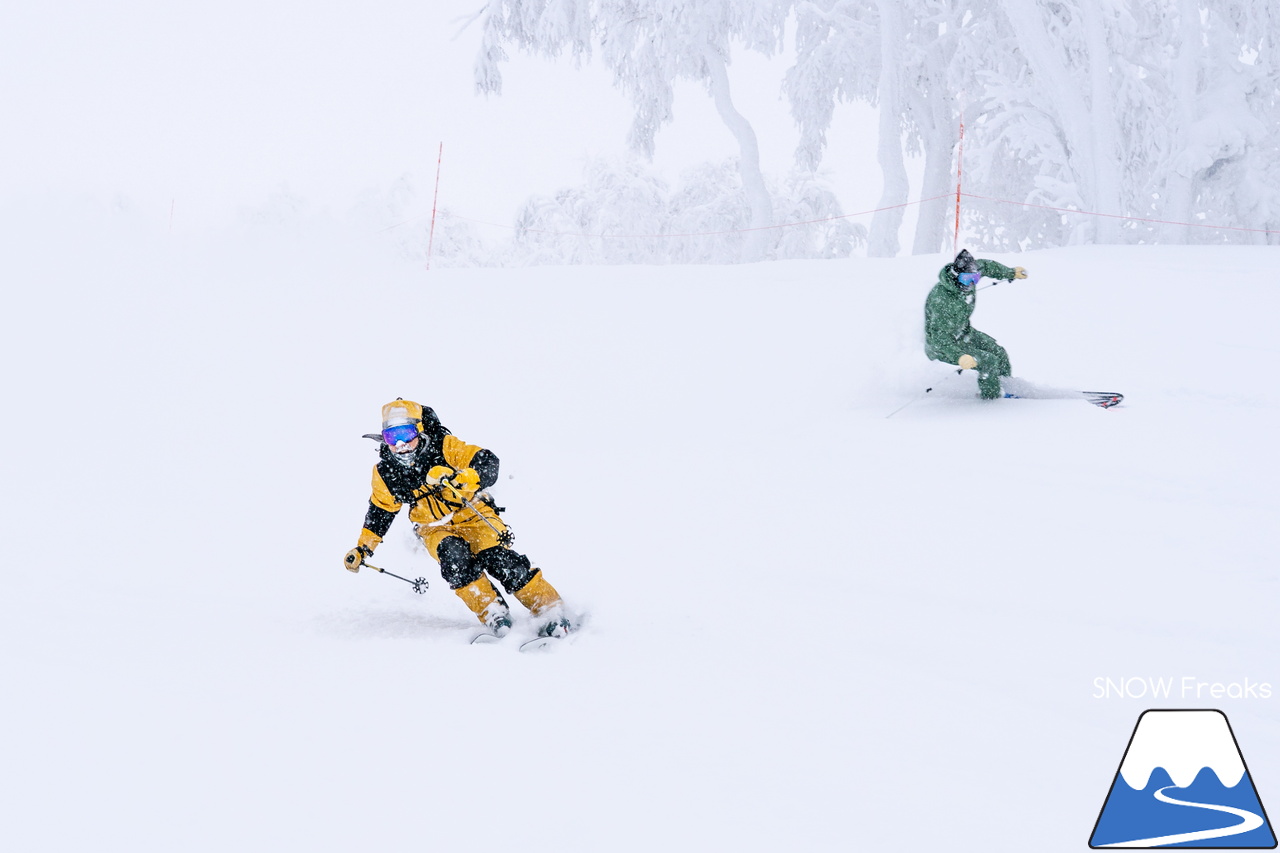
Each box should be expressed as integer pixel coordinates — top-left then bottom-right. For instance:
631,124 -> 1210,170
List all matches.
953,113 -> 964,255
426,142 -> 443,271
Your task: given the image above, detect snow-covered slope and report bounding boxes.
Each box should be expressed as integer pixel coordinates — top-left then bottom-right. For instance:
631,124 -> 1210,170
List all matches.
3,207 -> 1278,851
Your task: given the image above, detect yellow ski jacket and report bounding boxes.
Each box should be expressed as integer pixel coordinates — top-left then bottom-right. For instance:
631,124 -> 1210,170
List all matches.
356,433 -> 499,552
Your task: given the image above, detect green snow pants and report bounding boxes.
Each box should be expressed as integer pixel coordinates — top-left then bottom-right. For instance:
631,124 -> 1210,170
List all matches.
926,329 -> 1011,399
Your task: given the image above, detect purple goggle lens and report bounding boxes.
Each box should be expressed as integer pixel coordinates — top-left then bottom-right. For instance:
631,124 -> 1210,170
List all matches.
957,272 -> 980,287
382,424 -> 419,446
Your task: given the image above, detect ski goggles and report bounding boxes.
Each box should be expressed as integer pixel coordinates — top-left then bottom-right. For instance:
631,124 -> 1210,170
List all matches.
957,271 -> 980,287
381,423 -> 419,446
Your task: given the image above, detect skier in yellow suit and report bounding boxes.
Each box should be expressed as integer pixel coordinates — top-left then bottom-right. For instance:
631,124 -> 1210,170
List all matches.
344,399 -> 571,639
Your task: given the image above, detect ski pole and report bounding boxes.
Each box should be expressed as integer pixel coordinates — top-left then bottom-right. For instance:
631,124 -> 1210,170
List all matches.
458,491 -> 515,547
885,369 -> 965,419
364,562 -> 430,594
435,477 -> 515,547
976,270 -> 1026,292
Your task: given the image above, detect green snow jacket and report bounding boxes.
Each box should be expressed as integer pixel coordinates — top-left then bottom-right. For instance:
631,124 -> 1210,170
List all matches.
923,258 -> 1018,361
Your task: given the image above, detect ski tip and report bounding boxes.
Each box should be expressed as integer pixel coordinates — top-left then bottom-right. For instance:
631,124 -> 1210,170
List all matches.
1082,391 -> 1124,409
518,636 -> 564,653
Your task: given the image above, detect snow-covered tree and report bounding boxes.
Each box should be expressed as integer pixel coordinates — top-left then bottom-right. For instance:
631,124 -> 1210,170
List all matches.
770,169 -> 867,259
786,1 -> 886,254
1158,1 -> 1280,244
952,0 -> 1130,247
470,0 -> 1278,262
510,157 -> 670,264
785,1 -> 879,173
500,155 -> 862,264
474,0 -> 792,261
960,0 -> 1280,248
902,1 -> 973,254
785,0 -> 973,256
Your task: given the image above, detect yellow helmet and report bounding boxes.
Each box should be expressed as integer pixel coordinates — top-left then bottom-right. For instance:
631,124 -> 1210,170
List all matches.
363,398 -> 445,450
381,399 -> 424,430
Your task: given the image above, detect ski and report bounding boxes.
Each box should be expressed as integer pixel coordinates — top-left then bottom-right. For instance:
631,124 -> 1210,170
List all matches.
519,620 -> 575,652
473,630 -> 572,650
518,635 -> 564,653
1082,391 -> 1124,409
473,633 -> 568,652
1000,382 -> 1124,409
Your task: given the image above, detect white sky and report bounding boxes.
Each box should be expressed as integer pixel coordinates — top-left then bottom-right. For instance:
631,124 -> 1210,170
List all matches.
1,2 -> 888,231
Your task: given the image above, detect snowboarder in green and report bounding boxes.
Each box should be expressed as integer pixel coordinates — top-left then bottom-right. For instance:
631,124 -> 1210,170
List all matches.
924,249 -> 1027,399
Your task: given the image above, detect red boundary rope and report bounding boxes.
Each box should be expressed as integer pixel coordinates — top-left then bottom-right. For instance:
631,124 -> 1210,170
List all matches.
379,185 -> 1279,242
438,194 -> 954,240
959,192 -> 1280,237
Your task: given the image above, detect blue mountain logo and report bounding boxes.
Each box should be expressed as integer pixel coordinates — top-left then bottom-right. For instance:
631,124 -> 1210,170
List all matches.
1090,709 -> 1276,848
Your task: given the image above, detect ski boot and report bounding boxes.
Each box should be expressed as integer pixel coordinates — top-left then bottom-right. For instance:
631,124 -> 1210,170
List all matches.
536,605 -> 572,639
482,602 -> 513,638
457,576 -> 512,639
512,571 -> 572,638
